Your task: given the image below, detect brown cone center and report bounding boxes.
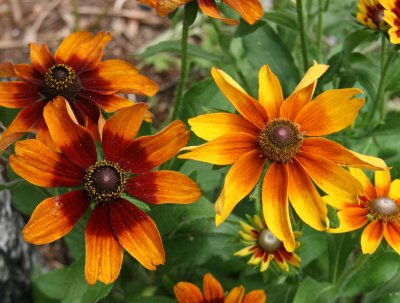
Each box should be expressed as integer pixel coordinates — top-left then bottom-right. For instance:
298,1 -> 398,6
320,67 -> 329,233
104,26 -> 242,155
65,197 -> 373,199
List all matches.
258,229 -> 282,252
372,8 -> 384,25
370,197 -> 399,216
92,167 -> 120,193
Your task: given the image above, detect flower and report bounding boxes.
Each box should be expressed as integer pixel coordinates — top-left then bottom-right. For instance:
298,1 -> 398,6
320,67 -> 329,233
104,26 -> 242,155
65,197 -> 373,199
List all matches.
235,214 -> 300,272
326,168 -> 400,255
138,0 -> 264,25
174,272 -> 266,303
0,31 -> 158,152
10,97 -> 201,285
381,0 -> 400,43
178,64 -> 387,251
357,0 -> 386,30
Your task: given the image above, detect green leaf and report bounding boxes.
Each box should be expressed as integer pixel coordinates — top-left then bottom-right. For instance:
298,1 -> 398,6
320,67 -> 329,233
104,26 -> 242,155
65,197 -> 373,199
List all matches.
10,180 -> 48,215
122,194 -> 151,212
343,30 -> 379,55
234,20 -> 266,38
130,296 -> 176,303
263,11 -> 298,31
293,277 -> 338,303
33,268 -> 67,300
184,0 -> 198,26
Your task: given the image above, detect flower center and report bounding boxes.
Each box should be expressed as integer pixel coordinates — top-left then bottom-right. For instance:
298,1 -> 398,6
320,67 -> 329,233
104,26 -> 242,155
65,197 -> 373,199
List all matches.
371,8 -> 384,25
258,229 -> 282,252
258,119 -> 303,163
42,64 -> 82,102
84,160 -> 127,203
368,197 -> 399,222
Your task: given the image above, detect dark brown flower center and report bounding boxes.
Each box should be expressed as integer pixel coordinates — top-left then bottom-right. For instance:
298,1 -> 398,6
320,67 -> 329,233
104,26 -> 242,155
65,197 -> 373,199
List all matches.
42,64 -> 82,102
258,119 -> 303,163
84,160 -> 126,203
369,197 -> 399,220
371,8 -> 384,25
258,229 -> 282,252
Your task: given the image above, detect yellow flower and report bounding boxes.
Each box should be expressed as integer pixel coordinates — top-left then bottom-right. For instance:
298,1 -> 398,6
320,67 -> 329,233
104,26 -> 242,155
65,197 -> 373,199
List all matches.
357,0 -> 386,30
381,0 -> 400,43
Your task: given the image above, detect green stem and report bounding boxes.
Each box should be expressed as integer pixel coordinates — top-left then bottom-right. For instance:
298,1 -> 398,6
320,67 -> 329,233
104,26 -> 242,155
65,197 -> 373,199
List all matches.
317,0 -> 324,61
296,0 -> 309,71
71,0 -> 79,32
336,253 -> 370,291
170,6 -> 190,122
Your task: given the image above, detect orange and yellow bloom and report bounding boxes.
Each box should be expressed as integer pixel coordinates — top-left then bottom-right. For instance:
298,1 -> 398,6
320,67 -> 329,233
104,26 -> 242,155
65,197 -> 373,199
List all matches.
0,31 -> 158,152
174,272 -> 266,303
381,0 -> 400,43
326,168 -> 400,255
235,215 -> 300,272
139,0 -> 264,25
357,0 -> 387,30
179,64 -> 387,252
10,97 -> 200,285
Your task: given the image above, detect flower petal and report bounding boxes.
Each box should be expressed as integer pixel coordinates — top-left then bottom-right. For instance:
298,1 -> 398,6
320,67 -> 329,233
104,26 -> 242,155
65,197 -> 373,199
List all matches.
328,207 -> 369,233
155,0 -> 191,16
262,162 -> 296,252
79,91 -> 135,112
85,205 -> 123,285
258,65 -> 283,120
36,118 -> 57,151
322,195 -> 356,209
349,168 -> 376,200
293,63 -> 329,93
203,273 -> 224,302
243,290 -> 267,303
383,222 -> 400,255
110,199 -> 165,270
389,179 -> 400,201
374,170 -> 391,197
361,221 -> 384,254
10,139 -> 84,187
188,112 -> 260,141
43,97 -> 97,169
80,60 -> 158,96
295,89 -> 364,136
215,150 -> 265,226
223,0 -> 264,25
23,190 -> 89,244
102,103 -> 147,162
174,282 -> 204,303
29,43 -> 55,74
0,82 -> 38,108
126,171 -> 201,204
198,0 -> 239,25
211,67 -> 267,129
0,62 -> 43,86
225,286 -> 245,303
178,132 -> 257,165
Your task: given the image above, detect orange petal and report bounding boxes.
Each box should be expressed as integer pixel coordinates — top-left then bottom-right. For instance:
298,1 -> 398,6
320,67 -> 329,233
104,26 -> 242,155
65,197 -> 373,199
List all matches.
225,286 -> 245,303
79,91 -> 135,113
10,139 -> 85,187
126,171 -> 201,204
29,43 -> 55,74
203,273 -> 224,302
286,160 -> 327,231
0,82 -> 38,108
156,0 -> 191,16
188,112 -> 259,141
280,83 -> 314,121
223,0 -> 264,25
361,220 -> 384,254
110,199 -> 165,270
36,118 -> 57,151
198,0 -> 239,25
85,205 -> 123,285
295,89 -> 364,136
374,170 -> 391,197
23,190 -> 89,244
211,67 -> 267,129
258,65 -> 283,120
262,162 -> 296,252
322,195 -> 357,209
123,120 -> 189,173
174,282 -> 204,303
178,132 -> 257,165
215,150 -> 265,225
383,222 -> 400,255
80,59 -> 158,96
389,179 -> 400,201
243,290 -> 267,303
349,168 -> 376,200
293,63 -> 329,93
43,97 -> 97,169
328,207 -> 369,233
0,62 -> 43,86
55,31 -> 111,73
102,103 -> 147,163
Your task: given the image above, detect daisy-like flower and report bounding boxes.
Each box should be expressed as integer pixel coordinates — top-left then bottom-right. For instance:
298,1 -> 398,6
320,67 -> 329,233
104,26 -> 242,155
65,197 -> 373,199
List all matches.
179,64 -> 387,251
0,31 -> 158,152
381,0 -> 400,43
326,168 -> 400,255
138,0 -> 263,25
10,97 -> 201,285
357,0 -> 386,30
235,214 -> 300,272
174,272 -> 266,303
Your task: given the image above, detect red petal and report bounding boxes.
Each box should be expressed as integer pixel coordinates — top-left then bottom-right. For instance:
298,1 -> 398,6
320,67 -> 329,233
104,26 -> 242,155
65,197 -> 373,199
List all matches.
79,91 -> 135,112
29,43 -> 55,74
0,82 -> 38,108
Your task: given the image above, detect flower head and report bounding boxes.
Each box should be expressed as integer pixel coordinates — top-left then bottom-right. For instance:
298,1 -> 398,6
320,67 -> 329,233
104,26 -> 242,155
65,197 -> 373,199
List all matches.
138,0 -> 264,25
381,0 -> 400,43
0,31 -> 158,152
179,64 -> 387,251
235,215 -> 300,272
357,0 -> 386,30
10,97 -> 201,285
174,272 -> 266,303
326,168 -> 400,255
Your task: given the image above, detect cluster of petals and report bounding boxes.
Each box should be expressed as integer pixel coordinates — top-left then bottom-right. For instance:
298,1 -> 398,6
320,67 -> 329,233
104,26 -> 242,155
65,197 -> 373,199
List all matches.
138,0 -> 264,25
179,63 -> 387,252
357,0 -> 387,30
10,97 -> 201,285
381,0 -> 400,43
174,272 -> 266,303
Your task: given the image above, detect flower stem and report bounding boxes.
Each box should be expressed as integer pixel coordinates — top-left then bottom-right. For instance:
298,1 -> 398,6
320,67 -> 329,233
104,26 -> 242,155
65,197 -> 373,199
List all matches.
296,0 -> 309,71
336,252 -> 370,292
317,0 -> 324,61
170,6 -> 190,122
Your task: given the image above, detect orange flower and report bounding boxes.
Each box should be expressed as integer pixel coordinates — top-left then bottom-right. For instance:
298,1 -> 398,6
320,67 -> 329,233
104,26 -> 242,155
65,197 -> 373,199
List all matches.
174,273 -> 266,303
138,0 -> 264,25
326,168 -> 400,255
381,0 -> 400,43
0,31 -> 158,152
235,214 -> 300,272
357,0 -> 386,30
10,97 -> 201,285
179,64 -> 387,252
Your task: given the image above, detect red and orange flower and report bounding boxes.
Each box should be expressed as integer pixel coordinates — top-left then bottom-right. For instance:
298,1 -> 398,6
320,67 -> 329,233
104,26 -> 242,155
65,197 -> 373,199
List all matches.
381,0 -> 400,43
0,31 -> 158,152
326,168 -> 400,255
235,215 -> 301,272
174,272 -> 266,303
179,64 -> 387,252
357,0 -> 387,30
10,97 -> 200,285
139,0 -> 264,25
